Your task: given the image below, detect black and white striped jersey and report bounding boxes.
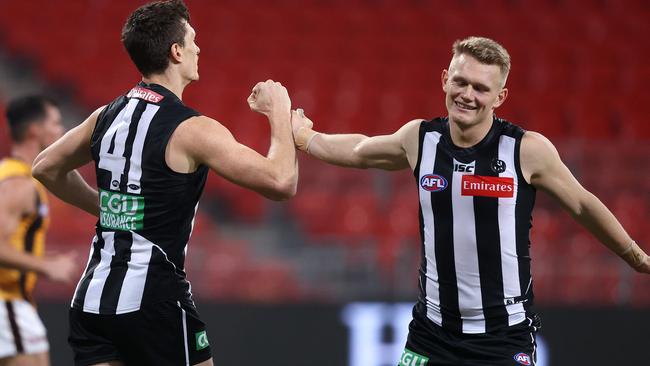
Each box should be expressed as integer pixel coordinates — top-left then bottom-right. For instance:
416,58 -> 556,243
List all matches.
72,82 -> 208,315
414,117 -> 536,334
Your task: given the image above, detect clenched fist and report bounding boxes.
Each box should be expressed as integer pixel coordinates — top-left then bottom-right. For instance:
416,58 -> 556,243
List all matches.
291,108 -> 318,152
45,252 -> 78,284
291,108 -> 313,136
247,80 -> 291,117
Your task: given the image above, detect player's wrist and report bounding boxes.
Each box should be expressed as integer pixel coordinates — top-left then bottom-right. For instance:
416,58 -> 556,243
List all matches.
34,258 -> 51,277
295,126 -> 319,153
619,240 -> 647,270
268,108 -> 291,122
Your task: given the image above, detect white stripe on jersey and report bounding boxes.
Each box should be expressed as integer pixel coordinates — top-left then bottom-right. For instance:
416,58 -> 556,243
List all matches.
451,159 -> 486,333
418,131 -> 443,326
178,301 -> 190,366
126,104 -> 159,194
498,135 -> 526,325
83,232 -> 116,313
184,202 -> 200,300
115,232 -> 154,314
98,98 -> 139,189
71,235 -> 99,308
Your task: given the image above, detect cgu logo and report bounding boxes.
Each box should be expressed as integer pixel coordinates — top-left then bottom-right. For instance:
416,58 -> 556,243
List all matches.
100,191 -> 141,216
514,353 -> 531,365
420,174 -> 448,192
400,350 -> 428,366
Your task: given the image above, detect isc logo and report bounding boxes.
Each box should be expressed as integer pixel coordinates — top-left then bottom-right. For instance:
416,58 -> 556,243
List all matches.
420,174 -> 448,192
454,163 -> 474,173
513,353 -> 531,365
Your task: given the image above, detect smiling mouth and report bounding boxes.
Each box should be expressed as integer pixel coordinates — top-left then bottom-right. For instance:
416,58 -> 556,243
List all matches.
455,101 -> 477,111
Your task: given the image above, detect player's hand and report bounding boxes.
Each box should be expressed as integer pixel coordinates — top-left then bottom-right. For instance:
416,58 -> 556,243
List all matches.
247,80 -> 291,117
291,108 -> 319,152
45,252 -> 78,283
291,108 -> 314,137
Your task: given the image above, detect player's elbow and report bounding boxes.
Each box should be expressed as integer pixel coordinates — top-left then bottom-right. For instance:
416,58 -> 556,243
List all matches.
350,145 -> 373,169
268,175 -> 297,201
573,192 -> 599,217
32,153 -> 57,185
31,155 -> 49,182
263,170 -> 298,201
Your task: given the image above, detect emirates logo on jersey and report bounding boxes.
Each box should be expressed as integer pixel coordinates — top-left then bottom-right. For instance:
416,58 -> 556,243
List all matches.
127,86 -> 164,103
461,175 -> 514,198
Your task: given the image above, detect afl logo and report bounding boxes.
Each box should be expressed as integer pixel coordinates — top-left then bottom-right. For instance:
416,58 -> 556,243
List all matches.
513,353 -> 531,365
420,174 -> 448,192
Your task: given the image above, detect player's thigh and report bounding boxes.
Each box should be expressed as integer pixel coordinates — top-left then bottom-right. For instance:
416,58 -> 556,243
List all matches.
115,300 -> 212,365
195,359 -> 213,366
0,351 -> 49,366
0,301 -> 49,366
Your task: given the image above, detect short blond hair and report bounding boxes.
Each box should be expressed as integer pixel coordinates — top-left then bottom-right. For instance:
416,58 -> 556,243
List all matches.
452,36 -> 511,81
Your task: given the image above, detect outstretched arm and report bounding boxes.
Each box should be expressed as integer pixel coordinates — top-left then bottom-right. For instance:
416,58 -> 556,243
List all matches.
521,131 -> 649,273
169,80 -> 298,201
0,178 -> 76,282
292,111 -> 421,171
32,107 -> 102,217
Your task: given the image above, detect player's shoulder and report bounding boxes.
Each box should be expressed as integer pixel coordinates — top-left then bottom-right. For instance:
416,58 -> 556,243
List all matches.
520,130 -> 561,168
178,115 -> 225,131
399,118 -> 426,133
394,118 -> 428,144
521,130 -> 555,150
173,116 -> 232,146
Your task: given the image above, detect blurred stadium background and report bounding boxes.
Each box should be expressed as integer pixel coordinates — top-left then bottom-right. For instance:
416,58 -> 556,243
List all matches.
0,0 -> 648,365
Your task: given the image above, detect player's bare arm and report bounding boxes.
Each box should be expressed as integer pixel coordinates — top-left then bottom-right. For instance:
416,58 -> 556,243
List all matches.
292,111 -> 422,171
168,80 -> 297,201
520,131 -> 649,273
32,107 -> 103,217
0,177 -> 76,282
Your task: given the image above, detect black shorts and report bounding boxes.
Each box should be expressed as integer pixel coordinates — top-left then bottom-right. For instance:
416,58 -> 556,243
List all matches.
69,299 -> 212,366
401,306 -> 540,366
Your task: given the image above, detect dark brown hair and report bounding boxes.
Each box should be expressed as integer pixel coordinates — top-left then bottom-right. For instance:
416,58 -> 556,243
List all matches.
6,95 -> 57,142
121,0 -> 190,76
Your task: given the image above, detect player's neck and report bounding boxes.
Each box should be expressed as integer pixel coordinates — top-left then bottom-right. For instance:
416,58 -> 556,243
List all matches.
142,72 -> 189,101
11,142 -> 40,166
448,115 -> 493,148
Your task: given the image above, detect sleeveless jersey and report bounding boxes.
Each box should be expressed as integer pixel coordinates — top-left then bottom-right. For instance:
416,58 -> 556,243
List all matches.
414,117 -> 536,334
72,82 -> 208,314
0,158 -> 49,302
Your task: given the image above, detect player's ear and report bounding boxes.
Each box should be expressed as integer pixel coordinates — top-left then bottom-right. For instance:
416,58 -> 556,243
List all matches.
170,43 -> 183,64
441,69 -> 449,93
493,88 -> 508,109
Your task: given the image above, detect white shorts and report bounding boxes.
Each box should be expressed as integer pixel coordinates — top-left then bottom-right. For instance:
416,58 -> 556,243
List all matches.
0,300 -> 49,358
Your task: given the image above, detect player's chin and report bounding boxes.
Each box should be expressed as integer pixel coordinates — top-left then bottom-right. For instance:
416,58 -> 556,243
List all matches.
450,110 -> 472,123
